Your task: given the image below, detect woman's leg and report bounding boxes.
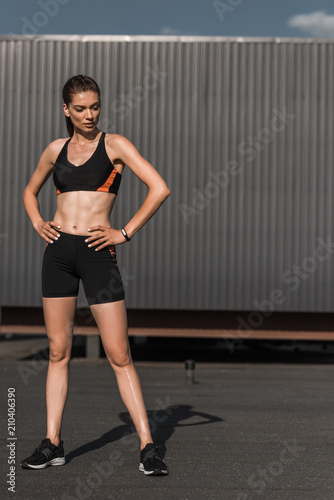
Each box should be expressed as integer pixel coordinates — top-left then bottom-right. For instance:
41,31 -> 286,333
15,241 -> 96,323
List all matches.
90,299 -> 153,450
43,296 -> 77,447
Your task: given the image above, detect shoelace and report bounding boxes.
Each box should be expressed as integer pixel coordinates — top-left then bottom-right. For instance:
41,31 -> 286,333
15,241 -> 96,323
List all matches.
33,441 -> 57,460
34,443 -> 48,453
34,441 -> 56,453
142,445 -> 165,463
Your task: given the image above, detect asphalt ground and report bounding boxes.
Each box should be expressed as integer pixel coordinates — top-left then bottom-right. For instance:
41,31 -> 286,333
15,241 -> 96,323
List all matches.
1,336 -> 334,500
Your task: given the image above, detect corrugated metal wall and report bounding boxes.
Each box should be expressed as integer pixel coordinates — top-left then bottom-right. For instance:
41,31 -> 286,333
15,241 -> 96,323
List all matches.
1,35 -> 334,311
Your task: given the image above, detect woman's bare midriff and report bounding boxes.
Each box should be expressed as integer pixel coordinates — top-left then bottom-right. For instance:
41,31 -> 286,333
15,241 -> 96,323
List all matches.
53,191 -> 117,236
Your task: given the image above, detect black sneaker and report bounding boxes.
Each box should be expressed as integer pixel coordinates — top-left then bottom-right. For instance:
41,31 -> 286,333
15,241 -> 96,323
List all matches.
139,443 -> 168,475
20,438 -> 65,469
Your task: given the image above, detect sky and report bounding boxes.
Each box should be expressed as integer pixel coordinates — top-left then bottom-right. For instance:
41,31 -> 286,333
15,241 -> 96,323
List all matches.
1,0 -> 334,38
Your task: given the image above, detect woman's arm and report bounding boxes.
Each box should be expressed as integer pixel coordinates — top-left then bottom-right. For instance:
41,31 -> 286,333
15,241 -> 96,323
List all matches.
22,141 -> 62,243
112,134 -> 171,239
87,135 -> 171,249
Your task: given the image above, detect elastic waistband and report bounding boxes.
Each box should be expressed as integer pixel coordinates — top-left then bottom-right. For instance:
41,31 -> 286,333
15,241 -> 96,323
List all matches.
57,230 -> 88,239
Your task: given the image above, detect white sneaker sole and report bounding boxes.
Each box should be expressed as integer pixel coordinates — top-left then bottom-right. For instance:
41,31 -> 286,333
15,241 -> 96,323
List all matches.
21,457 -> 66,469
139,463 -> 168,475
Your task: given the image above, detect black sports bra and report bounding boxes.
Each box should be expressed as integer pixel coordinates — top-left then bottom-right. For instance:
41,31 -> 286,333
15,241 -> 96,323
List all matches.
53,131 -> 122,196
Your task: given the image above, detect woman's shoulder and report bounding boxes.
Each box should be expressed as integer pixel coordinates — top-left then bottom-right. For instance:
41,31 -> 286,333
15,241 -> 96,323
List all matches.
104,133 -> 134,151
104,132 -> 127,143
47,136 -> 70,150
44,137 -> 70,164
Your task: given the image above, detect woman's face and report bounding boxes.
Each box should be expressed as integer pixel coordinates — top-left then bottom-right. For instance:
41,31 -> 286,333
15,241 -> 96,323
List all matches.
64,90 -> 101,132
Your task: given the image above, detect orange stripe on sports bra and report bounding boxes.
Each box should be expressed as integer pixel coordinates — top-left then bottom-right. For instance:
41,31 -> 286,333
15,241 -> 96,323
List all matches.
96,168 -> 118,193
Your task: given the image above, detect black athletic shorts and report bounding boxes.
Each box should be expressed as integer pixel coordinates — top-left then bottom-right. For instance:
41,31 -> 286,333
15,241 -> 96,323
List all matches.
42,230 -> 125,305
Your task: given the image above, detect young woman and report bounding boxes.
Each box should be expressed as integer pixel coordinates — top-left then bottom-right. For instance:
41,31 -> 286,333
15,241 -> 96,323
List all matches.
20,74 -> 171,476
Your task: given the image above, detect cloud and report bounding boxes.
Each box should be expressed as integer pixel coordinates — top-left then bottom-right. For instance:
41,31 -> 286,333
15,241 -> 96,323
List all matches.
158,26 -> 200,36
287,10 -> 334,37
159,26 -> 182,35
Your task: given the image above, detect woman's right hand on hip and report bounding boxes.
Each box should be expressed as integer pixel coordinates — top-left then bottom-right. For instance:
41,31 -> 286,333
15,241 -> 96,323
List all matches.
33,220 -> 61,243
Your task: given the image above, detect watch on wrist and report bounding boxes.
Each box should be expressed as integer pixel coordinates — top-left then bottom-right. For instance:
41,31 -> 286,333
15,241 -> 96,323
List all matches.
121,228 -> 131,241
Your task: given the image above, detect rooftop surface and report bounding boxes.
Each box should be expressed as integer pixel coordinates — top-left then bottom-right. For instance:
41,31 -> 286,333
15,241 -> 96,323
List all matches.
1,335 -> 334,499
